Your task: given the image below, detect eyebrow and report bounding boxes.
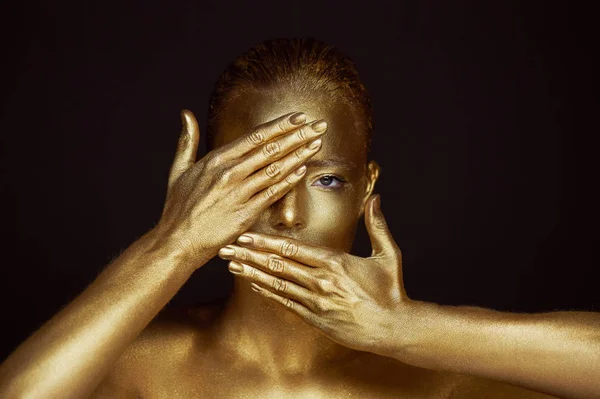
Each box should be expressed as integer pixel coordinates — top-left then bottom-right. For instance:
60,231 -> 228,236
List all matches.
304,158 -> 357,170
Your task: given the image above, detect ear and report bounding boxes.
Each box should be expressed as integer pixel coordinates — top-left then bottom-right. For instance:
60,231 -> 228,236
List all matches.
358,160 -> 381,218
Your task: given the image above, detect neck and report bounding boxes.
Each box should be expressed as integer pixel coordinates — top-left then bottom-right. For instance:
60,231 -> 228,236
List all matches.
215,277 -> 358,377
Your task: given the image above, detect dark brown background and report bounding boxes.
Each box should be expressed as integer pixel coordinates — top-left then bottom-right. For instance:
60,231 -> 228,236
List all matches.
1,1 -> 597,360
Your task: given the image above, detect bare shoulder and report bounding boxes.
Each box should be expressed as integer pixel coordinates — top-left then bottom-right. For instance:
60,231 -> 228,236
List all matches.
90,301 -> 226,398
448,374 -> 561,399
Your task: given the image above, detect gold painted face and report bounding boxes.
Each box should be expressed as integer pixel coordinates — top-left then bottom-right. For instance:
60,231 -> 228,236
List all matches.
213,88 -> 380,253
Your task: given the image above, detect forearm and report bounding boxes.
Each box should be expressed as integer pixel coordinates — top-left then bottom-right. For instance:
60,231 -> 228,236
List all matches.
0,227 -> 202,399
390,301 -> 600,399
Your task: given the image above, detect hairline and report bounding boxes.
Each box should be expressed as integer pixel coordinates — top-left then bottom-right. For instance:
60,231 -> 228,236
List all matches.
207,83 -> 370,153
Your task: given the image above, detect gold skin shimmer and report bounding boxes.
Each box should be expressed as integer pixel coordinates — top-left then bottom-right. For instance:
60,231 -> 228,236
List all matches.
0,68 -> 587,399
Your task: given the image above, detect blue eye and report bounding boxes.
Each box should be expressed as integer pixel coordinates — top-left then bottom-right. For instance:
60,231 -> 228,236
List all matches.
312,175 -> 346,189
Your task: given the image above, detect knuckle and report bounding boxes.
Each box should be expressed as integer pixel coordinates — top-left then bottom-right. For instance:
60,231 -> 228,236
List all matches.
254,235 -> 267,248
265,185 -> 278,200
272,278 -> 287,292
205,154 -> 221,169
295,126 -> 309,141
280,240 -> 299,258
233,208 -> 250,226
178,129 -> 190,148
246,129 -> 264,146
294,147 -> 305,160
374,218 -> 388,230
316,278 -> 334,293
277,118 -> 289,133
238,248 -> 249,262
216,169 -> 233,184
328,253 -> 345,270
265,162 -> 280,178
283,297 -> 295,309
248,265 -> 258,280
262,141 -> 281,158
284,174 -> 294,185
329,275 -> 342,290
314,269 -> 327,281
315,298 -> 329,313
268,255 -> 285,273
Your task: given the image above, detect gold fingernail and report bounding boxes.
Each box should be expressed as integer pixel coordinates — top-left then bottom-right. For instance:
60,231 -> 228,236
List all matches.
251,283 -> 262,292
311,120 -> 328,133
289,112 -> 306,125
295,165 -> 307,175
308,138 -> 322,150
229,261 -> 243,274
237,235 -> 253,244
219,246 -> 235,257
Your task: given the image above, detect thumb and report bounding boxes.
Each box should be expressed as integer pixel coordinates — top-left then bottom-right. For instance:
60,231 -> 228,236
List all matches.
167,109 -> 200,191
365,194 -> 399,258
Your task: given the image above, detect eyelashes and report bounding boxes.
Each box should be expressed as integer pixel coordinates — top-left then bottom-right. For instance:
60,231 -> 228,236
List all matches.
311,174 -> 347,190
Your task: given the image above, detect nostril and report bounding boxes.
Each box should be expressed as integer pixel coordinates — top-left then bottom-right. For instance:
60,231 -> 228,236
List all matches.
274,221 -> 304,231
268,192 -> 306,230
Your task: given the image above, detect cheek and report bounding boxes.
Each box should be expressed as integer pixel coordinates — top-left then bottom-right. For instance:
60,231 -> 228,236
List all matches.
306,194 -> 361,250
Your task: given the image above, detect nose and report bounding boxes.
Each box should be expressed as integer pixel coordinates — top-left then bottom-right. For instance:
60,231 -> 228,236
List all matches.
268,187 -> 306,232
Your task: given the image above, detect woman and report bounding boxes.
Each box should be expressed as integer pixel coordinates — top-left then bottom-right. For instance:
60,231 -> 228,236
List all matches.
0,38 -> 597,398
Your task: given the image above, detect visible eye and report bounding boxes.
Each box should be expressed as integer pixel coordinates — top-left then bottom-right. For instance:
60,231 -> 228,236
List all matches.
311,174 -> 346,190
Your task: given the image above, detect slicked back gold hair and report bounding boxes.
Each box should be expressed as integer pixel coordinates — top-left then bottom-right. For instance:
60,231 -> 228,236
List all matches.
206,37 -> 374,155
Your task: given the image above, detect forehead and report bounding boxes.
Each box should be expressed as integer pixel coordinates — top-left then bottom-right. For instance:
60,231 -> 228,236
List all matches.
214,88 -> 367,169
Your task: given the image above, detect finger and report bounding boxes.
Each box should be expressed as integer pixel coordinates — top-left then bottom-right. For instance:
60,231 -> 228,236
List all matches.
233,232 -> 344,269
234,120 -> 327,181
213,111 -> 308,162
365,195 -> 401,258
247,277 -> 317,322
168,109 -> 200,190
244,165 -> 307,213
239,134 -> 323,199
218,245 -> 316,288
229,261 -> 320,312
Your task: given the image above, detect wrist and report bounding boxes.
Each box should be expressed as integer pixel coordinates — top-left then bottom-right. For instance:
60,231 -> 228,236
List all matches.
384,299 -> 441,362
139,225 -> 210,273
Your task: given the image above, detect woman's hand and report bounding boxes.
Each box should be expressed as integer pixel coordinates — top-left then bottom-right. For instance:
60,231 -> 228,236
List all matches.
156,109 -> 328,268
1,108 -> 332,399
219,194 -> 600,399
217,194 -> 414,356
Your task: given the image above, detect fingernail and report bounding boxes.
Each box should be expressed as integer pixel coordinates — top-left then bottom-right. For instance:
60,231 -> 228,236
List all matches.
375,195 -> 381,213
237,234 -> 253,244
179,111 -> 189,143
311,120 -> 328,133
251,283 -> 262,292
180,110 -> 188,127
219,246 -> 235,257
308,138 -> 322,150
229,261 -> 243,274
295,165 -> 307,175
289,112 -> 306,125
